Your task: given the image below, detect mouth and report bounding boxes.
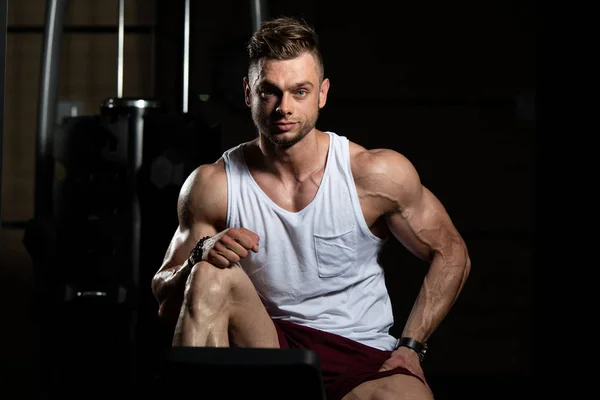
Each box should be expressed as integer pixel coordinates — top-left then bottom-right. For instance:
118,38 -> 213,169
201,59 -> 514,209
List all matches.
273,121 -> 297,132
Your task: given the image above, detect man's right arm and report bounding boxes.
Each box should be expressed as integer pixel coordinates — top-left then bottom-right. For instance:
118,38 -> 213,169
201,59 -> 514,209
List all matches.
151,162 -> 225,324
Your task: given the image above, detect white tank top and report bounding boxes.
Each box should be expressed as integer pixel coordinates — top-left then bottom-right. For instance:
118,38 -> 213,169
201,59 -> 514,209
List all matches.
223,131 -> 398,350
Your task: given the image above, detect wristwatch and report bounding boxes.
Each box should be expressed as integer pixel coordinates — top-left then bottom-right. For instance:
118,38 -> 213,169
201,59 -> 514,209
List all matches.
397,337 -> 428,363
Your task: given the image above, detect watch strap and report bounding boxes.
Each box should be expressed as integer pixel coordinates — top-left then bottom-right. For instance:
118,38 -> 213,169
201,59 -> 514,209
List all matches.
397,337 -> 428,363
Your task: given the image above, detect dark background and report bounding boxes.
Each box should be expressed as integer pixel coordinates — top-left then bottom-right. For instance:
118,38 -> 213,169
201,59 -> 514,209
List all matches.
0,0 -> 535,399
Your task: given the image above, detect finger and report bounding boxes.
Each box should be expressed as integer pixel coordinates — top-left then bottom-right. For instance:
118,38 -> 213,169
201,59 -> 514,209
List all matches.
212,242 -> 242,263
206,248 -> 234,268
378,363 -> 391,372
231,229 -> 260,248
219,235 -> 249,257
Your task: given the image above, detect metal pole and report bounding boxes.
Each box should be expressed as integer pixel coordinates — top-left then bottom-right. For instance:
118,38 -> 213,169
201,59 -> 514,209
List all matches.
117,0 -> 124,98
182,0 -> 189,113
0,0 -> 7,248
35,0 -> 69,218
250,0 -> 268,32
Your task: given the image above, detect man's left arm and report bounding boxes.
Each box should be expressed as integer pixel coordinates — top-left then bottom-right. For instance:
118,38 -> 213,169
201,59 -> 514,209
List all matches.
363,149 -> 471,374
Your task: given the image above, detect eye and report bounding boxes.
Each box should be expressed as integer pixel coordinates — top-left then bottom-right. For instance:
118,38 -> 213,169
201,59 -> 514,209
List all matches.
259,91 -> 274,98
295,89 -> 307,97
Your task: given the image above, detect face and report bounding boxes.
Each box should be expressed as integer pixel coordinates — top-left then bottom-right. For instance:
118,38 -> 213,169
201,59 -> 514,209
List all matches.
244,52 -> 330,148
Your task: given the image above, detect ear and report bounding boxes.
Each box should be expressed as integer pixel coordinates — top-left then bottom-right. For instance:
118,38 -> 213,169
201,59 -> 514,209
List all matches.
243,77 -> 252,107
318,78 -> 330,109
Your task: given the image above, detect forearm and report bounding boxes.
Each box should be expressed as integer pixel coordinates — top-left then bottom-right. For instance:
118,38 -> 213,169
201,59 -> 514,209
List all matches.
152,229 -> 228,320
401,251 -> 471,342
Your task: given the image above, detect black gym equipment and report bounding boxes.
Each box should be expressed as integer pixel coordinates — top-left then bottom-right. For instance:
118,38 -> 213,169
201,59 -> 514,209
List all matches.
0,1 -> 7,247
17,0 -> 325,398
153,347 -> 326,400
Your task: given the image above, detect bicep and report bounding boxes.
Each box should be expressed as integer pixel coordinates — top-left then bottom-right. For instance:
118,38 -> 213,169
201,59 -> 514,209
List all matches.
386,186 -> 463,263
354,147 -> 466,264
156,163 -> 226,274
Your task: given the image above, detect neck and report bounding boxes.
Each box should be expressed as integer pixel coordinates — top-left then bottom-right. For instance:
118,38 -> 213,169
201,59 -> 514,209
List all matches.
257,129 -> 326,182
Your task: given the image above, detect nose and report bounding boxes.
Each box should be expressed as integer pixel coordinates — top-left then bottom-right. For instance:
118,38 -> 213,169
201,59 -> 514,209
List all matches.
276,93 -> 293,116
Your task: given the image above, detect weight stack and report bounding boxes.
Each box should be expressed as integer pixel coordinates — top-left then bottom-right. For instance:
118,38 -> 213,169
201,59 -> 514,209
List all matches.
35,98 -> 165,397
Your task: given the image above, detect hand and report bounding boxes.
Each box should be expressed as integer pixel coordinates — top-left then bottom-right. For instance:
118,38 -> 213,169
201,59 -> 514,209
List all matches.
379,346 -> 431,392
203,228 -> 260,268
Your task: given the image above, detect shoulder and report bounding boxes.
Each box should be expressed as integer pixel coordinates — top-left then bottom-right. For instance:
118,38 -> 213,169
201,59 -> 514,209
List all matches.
177,158 -> 228,228
348,141 -> 423,210
349,141 -> 421,187
181,158 -> 226,196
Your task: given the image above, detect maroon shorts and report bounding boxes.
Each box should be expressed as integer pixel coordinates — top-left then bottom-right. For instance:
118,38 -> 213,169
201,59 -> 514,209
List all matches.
273,319 -> 421,400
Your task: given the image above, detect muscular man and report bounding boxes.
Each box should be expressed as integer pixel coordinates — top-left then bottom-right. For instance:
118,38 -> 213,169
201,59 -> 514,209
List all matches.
152,16 -> 471,400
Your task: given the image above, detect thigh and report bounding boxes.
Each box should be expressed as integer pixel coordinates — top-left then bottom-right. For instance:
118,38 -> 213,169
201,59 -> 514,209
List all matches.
220,263 -> 280,348
343,373 -> 433,400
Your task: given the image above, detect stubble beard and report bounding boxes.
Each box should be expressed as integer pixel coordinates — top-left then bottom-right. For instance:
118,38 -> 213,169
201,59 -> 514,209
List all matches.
251,108 -> 319,149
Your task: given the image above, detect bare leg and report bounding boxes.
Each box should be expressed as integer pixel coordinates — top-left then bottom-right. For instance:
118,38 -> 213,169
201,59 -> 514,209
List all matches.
342,374 -> 434,400
172,261 -> 279,348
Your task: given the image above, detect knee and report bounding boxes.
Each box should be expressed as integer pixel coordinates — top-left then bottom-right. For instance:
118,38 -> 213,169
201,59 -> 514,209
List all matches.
183,261 -> 232,313
187,261 -> 231,296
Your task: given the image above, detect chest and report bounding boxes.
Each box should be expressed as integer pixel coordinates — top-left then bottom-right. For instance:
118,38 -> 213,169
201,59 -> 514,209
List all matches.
249,169 -> 388,238
251,169 -> 324,213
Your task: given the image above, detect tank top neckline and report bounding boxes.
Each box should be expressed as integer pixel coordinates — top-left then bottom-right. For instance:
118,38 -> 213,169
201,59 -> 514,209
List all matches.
238,131 -> 335,217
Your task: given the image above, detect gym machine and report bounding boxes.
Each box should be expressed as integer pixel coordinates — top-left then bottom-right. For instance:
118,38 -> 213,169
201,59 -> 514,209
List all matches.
22,0 -> 220,396
0,2 -> 6,245
19,0 -> 325,398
